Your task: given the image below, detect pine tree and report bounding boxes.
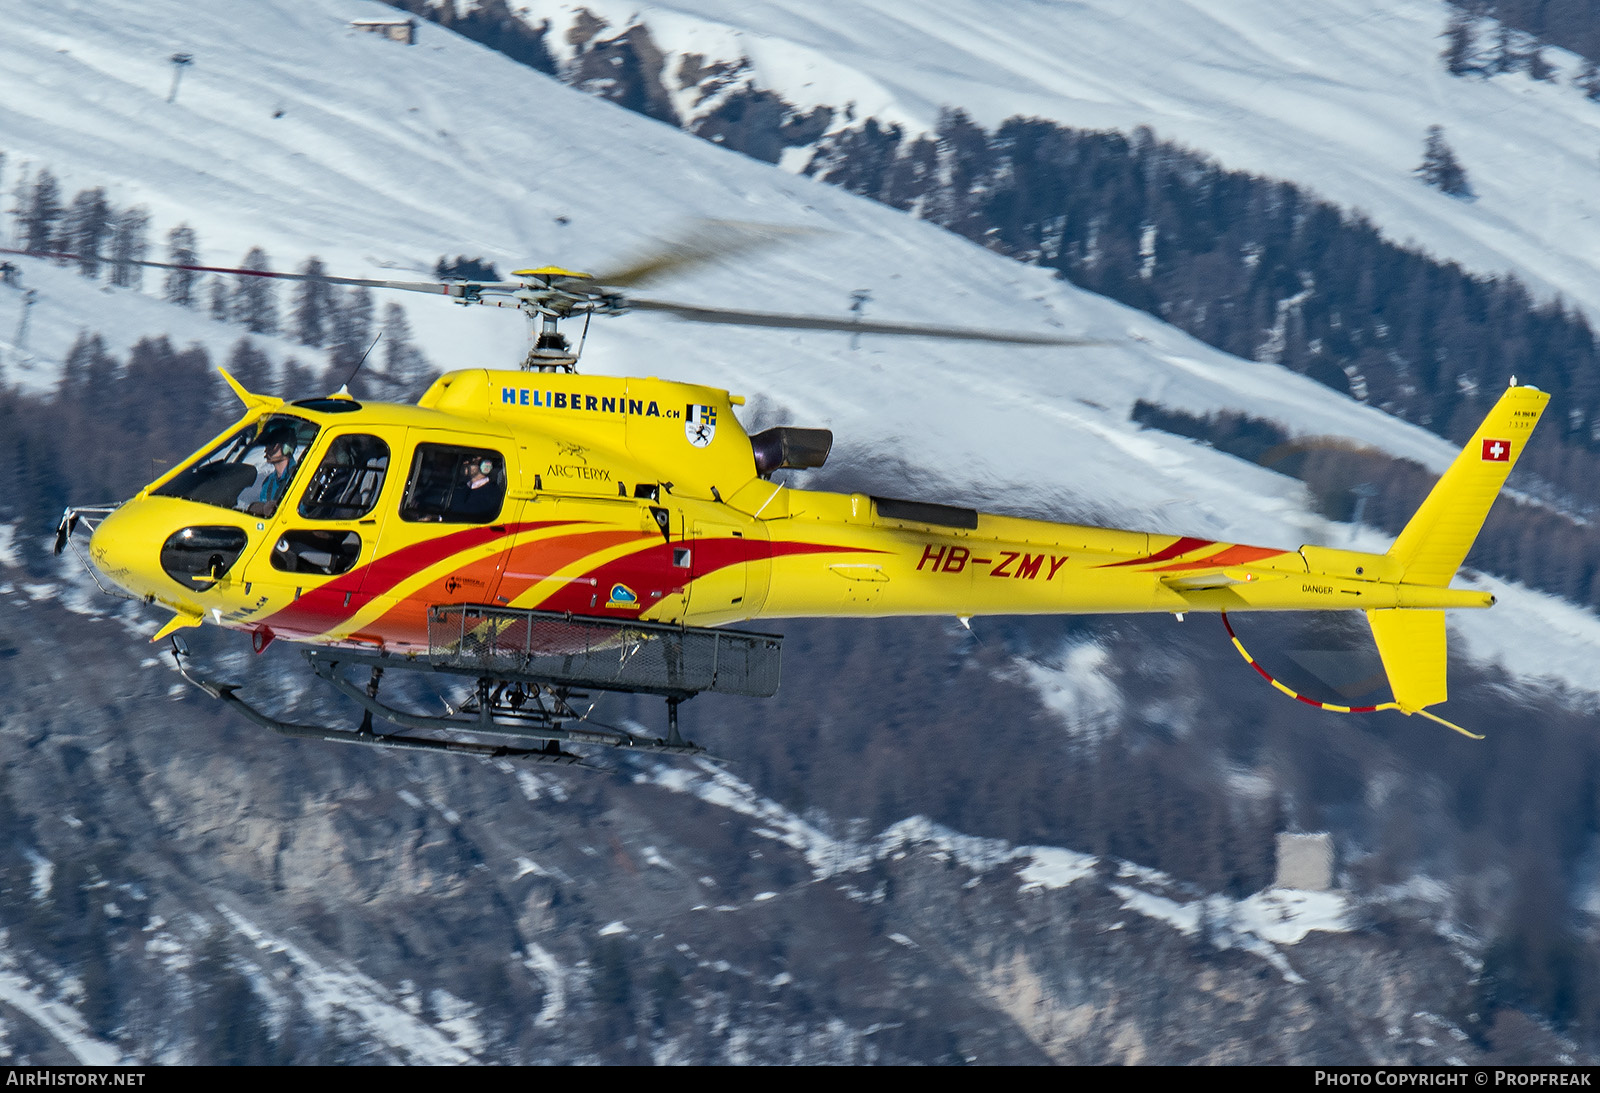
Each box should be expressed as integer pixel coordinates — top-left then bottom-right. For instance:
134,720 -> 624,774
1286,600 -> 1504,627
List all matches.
1528,45 -> 1556,82
57,332 -> 115,403
23,169 -> 63,254
225,337 -> 272,393
108,205 -> 150,288
1577,59 -> 1600,101
327,286 -> 374,382
1490,24 -> 1519,75
6,163 -> 29,247
292,257 -> 332,347
164,224 -> 200,305
231,247 -> 278,334
280,355 -> 323,400
208,275 -> 231,322
433,255 -> 501,281
1441,12 -> 1479,76
381,301 -> 431,397
1417,125 -> 1473,198
64,188 -> 111,276
348,285 -> 374,352
123,336 -> 180,404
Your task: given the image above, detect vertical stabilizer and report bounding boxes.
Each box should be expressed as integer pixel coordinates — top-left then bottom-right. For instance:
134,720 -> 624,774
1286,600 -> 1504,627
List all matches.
1365,608 -> 1446,712
1386,383 -> 1548,585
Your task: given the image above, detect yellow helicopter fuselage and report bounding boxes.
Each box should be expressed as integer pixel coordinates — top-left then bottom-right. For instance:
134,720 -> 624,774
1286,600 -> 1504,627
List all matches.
86,367 -> 1526,669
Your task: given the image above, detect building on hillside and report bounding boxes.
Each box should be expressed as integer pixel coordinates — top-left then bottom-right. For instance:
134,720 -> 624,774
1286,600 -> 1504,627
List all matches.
350,18 -> 417,45
1274,832 -> 1335,891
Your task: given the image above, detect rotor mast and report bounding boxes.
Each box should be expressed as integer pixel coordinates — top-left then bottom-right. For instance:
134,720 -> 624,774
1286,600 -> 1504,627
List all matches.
498,267 -> 609,372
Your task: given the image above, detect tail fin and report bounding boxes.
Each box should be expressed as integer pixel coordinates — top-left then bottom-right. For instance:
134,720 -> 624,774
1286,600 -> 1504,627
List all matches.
1367,382 -> 1548,731
1387,382 -> 1549,586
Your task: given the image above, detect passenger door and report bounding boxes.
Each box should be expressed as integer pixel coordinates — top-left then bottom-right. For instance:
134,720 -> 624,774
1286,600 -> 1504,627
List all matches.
240,430 -> 398,640
378,432 -> 516,609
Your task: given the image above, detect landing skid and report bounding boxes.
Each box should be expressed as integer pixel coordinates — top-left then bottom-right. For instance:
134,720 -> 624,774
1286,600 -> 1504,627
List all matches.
172,647 -> 700,766
167,607 -> 783,767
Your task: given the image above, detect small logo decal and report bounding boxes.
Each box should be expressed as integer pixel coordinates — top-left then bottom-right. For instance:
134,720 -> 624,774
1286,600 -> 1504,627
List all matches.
606,583 -> 639,609
1481,438 -> 1511,462
686,404 -> 717,447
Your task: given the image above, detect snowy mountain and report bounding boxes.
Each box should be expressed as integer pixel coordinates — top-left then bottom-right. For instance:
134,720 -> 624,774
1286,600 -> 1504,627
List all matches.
520,0 -> 1600,324
0,0 -> 1598,1063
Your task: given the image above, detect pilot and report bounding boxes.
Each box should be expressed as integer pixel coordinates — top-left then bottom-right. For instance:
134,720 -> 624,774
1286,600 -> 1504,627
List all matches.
257,426 -> 299,507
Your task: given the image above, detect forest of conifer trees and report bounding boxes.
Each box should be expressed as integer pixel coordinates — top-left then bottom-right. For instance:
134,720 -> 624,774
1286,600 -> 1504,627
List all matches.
3,161 -> 433,397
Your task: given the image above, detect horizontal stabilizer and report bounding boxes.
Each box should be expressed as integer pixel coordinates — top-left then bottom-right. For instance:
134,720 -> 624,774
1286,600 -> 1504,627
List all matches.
1161,568 -> 1273,592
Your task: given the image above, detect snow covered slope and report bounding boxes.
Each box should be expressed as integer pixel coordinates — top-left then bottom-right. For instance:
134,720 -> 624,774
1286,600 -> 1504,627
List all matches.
1,0 -> 1596,699
530,0 -> 1600,322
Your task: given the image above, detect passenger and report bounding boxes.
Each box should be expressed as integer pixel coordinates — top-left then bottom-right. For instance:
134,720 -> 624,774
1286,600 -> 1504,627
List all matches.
452,456 -> 500,520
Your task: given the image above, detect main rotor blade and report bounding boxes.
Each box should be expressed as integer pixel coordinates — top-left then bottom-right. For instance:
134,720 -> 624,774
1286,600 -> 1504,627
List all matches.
590,220 -> 821,289
626,296 -> 1109,346
0,247 -> 525,298
1,244 -> 1108,346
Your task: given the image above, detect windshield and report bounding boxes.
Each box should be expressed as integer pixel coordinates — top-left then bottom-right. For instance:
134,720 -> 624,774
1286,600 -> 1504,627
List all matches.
152,414 -> 321,516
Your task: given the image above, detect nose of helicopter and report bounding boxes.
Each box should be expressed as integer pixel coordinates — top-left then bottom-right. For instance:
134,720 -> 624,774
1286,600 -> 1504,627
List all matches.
88,498 -> 258,602
86,503 -> 156,599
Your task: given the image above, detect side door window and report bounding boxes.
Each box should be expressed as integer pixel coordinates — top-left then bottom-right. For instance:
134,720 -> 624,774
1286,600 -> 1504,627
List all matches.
298,434 -> 390,522
400,443 -> 507,524
269,434 -> 390,576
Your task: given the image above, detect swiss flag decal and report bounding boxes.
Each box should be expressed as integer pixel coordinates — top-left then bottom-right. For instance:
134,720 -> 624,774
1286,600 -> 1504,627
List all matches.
1481,438 -> 1512,462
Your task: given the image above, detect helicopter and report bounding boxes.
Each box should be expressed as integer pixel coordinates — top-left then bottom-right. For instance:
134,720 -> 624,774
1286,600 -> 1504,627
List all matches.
5,232 -> 1547,764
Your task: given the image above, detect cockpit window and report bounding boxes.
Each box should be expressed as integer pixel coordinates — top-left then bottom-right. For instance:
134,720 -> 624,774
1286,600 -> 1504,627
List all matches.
152,415 -> 320,516
298,434 -> 390,521
400,444 -> 506,524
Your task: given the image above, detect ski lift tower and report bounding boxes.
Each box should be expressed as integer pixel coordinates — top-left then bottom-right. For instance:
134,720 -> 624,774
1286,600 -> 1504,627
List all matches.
167,53 -> 194,104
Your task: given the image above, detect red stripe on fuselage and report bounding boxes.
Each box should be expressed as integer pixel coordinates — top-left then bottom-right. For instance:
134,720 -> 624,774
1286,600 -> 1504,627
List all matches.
533,537 -> 884,617
257,520 -> 572,636
365,527 -> 653,647
494,529 -> 656,605
1097,535 -> 1214,568
1151,544 -> 1285,572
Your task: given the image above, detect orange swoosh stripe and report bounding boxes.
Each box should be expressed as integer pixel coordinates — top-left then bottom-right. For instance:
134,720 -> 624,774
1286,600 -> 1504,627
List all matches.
259,520 -> 574,635
1097,535 -> 1214,568
1151,544 -> 1286,572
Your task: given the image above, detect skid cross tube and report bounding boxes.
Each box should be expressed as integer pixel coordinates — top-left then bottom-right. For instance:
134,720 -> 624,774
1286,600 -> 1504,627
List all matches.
307,653 -> 701,755
170,649 -> 586,764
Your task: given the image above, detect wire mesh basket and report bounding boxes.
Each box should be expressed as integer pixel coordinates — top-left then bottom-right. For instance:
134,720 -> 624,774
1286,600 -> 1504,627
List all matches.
427,605 -> 781,697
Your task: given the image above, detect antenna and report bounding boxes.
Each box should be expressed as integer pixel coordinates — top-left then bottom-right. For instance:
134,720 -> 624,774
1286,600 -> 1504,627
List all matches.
341,332 -> 382,393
